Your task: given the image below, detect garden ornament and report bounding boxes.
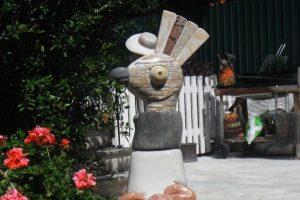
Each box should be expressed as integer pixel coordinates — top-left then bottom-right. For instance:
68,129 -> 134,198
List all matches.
126,32 -> 157,56
125,32 -> 158,113
110,10 -> 209,199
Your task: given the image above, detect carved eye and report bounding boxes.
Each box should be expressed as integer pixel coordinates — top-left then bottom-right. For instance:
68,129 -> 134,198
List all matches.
149,65 -> 168,85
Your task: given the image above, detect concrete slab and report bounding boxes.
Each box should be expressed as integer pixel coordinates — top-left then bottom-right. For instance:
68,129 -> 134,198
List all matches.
184,156 -> 300,200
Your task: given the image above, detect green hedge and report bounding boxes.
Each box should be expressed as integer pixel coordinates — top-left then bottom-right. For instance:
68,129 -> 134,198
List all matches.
0,0 -> 160,140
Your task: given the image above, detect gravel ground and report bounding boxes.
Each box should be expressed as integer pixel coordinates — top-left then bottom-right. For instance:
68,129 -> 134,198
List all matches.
184,156 -> 300,200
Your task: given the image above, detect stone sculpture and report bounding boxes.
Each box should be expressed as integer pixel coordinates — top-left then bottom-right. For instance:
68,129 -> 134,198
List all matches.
110,10 -> 209,199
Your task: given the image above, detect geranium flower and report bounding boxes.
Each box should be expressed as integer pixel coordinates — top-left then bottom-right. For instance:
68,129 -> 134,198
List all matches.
61,138 -> 70,146
3,148 -> 30,169
73,169 -> 96,190
24,126 -> 56,145
0,188 -> 28,200
0,135 -> 7,146
61,138 -> 70,150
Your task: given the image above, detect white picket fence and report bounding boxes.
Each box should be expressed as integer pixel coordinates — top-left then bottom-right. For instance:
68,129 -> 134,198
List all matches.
113,76 -> 235,154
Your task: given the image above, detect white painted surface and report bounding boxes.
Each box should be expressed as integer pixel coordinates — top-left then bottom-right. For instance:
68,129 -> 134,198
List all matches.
127,149 -> 187,198
185,156 -> 300,200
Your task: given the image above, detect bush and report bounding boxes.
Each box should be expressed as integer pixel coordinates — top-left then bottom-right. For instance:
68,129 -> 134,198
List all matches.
0,1 -> 164,199
0,0 -> 161,140
0,127 -> 105,200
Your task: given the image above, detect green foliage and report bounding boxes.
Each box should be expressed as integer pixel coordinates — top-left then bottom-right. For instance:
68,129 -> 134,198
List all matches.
0,130 -> 104,199
0,0 -> 161,139
0,1 -> 164,199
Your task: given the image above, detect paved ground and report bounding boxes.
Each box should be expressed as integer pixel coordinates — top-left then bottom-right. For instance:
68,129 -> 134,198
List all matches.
184,156 -> 300,200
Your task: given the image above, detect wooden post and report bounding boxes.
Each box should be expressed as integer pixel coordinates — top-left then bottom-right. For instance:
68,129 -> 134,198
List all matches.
293,68 -> 300,112
296,67 -> 300,159
219,95 -> 225,143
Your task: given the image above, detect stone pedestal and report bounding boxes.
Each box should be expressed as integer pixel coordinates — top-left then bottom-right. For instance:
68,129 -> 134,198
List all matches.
132,111 -> 182,150
127,149 -> 187,198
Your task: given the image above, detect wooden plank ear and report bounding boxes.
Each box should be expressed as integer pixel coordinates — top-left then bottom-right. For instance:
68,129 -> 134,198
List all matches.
175,28 -> 209,66
155,10 -> 177,54
162,15 -> 187,55
156,10 -> 209,67
170,21 -> 198,59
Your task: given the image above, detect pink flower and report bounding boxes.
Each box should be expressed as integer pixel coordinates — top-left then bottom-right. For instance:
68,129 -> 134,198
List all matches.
3,148 -> 30,169
0,135 -> 7,146
0,188 -> 28,200
24,126 -> 56,145
73,169 -> 96,190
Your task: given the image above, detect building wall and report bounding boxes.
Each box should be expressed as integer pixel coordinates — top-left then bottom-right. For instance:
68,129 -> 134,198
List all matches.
199,0 -> 300,74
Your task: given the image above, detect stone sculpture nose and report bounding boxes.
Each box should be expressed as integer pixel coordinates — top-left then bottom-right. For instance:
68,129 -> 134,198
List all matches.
109,67 -> 129,84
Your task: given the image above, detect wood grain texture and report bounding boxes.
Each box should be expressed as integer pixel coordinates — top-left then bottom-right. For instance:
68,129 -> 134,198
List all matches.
155,10 -> 177,54
176,28 -> 209,66
163,15 -> 187,56
170,21 -> 198,59
127,53 -> 183,112
215,84 -> 299,96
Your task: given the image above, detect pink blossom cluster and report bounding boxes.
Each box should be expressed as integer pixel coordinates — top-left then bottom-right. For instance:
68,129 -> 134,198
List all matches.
73,169 -> 97,190
0,189 -> 28,200
1,126 -> 96,199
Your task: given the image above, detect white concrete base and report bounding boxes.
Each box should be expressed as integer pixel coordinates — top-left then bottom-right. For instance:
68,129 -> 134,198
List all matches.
127,149 -> 187,198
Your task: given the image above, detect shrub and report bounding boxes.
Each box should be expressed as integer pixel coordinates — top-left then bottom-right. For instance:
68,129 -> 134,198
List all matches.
0,0 -> 161,140
0,127 -> 105,200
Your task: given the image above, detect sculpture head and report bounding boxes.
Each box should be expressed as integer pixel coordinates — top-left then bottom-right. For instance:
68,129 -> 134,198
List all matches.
110,10 -> 209,112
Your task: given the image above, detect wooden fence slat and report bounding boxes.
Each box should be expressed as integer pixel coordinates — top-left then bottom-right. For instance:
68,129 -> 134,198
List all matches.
191,76 -> 200,154
184,77 -> 193,143
114,76 -> 230,154
113,115 -> 118,147
121,91 -> 130,147
197,76 -> 206,154
128,90 -> 136,146
178,80 -> 187,142
203,77 -> 211,153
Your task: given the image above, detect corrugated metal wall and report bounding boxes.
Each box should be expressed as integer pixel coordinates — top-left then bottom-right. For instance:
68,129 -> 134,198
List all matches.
133,0 -> 300,75
199,0 -> 300,74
